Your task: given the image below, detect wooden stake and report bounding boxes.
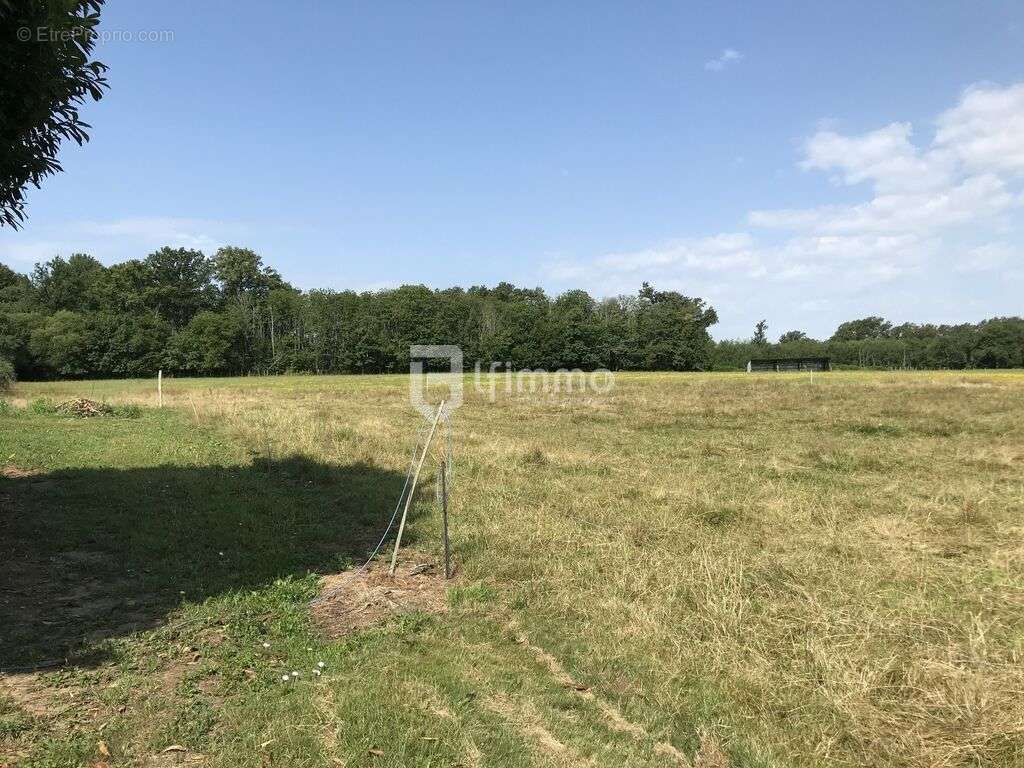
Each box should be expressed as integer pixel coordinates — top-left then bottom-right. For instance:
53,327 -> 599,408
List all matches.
158,369 -> 163,408
441,458 -> 451,579
389,401 -> 445,576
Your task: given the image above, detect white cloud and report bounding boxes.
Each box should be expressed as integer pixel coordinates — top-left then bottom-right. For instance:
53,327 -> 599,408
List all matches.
77,217 -> 226,251
798,83 -> 1024,193
0,240 -> 73,266
750,173 -> 1018,235
540,81 -> 1024,335
751,83 -> 1024,241
934,83 -> 1024,174
955,242 -> 1015,273
597,233 -> 762,274
747,83 -> 1024,240
704,48 -> 743,72
543,261 -> 587,282
0,216 -> 238,268
800,123 -> 951,192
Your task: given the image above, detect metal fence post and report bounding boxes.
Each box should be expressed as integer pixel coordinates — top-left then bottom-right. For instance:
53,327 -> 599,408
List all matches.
441,458 -> 451,579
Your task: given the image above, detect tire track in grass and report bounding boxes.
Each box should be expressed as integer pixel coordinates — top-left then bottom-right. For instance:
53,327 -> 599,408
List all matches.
403,679 -> 483,768
483,692 -> 595,767
508,620 -> 691,767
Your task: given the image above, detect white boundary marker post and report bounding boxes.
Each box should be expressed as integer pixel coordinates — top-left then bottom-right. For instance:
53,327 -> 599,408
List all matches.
389,400 -> 446,576
158,369 -> 163,408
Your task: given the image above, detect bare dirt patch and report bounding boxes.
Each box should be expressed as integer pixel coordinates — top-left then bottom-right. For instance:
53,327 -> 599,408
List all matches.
0,672 -> 90,721
0,673 -> 61,718
1,465 -> 43,479
311,559 -> 448,638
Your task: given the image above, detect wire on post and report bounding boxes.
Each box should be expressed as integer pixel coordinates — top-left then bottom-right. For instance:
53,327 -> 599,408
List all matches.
388,400 -> 446,576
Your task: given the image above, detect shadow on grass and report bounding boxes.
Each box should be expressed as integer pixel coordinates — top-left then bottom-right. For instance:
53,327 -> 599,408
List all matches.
0,455 -> 418,671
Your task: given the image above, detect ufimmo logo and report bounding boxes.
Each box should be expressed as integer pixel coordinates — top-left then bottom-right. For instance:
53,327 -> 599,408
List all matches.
409,345 -> 463,421
410,345 -> 616,421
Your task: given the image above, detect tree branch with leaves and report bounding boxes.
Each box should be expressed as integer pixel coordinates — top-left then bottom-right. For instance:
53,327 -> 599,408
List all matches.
0,0 -> 108,228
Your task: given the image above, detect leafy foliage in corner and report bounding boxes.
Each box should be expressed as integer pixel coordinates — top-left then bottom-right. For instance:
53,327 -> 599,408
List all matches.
0,0 -> 108,228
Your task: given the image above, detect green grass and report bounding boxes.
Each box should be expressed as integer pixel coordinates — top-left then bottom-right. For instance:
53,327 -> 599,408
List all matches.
2,371 -> 1023,767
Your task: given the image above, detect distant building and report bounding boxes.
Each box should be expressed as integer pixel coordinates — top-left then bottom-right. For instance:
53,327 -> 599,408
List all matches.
746,357 -> 831,372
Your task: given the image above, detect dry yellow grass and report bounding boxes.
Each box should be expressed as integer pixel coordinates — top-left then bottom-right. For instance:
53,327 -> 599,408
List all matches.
12,370 -> 1024,766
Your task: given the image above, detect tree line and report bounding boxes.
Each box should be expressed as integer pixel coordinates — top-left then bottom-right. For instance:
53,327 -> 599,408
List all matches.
715,316 -> 1024,370
0,247 -> 719,379
0,247 -> 1021,381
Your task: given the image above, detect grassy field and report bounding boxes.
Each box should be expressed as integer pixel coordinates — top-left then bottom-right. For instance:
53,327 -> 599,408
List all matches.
1,371 -> 1023,767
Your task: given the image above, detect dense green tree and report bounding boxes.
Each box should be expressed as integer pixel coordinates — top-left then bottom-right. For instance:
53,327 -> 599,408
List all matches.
831,316 -> 893,342
213,246 -> 285,302
595,296 -> 637,371
90,260 -> 151,314
548,290 -> 602,369
635,285 -> 718,370
167,310 -> 244,374
0,310 -> 32,373
973,319 -> 1024,368
264,287 -> 305,371
921,334 -> 971,369
92,312 -> 170,377
0,0 -> 108,228
209,246 -> 292,372
778,330 -> 807,344
27,309 -> 92,377
0,263 -> 31,306
0,262 -> 24,290
496,293 -> 549,369
30,253 -> 105,311
142,247 -> 217,328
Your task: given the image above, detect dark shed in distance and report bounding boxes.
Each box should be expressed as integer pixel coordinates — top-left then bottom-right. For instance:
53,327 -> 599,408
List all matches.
746,357 -> 831,372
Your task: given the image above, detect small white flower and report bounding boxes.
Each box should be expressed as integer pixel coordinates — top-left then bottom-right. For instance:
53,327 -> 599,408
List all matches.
313,669 -> 322,676
281,674 -> 289,681
291,671 -> 299,677
317,661 -> 325,668
262,642 -> 270,648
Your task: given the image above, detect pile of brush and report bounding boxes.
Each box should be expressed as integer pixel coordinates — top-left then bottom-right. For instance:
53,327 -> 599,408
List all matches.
55,398 -> 114,418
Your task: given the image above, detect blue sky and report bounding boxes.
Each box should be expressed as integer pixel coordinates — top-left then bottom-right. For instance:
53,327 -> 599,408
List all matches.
2,1 -> 1022,338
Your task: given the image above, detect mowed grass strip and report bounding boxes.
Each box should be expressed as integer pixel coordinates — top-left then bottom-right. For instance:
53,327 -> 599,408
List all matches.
2,370 -> 1023,767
